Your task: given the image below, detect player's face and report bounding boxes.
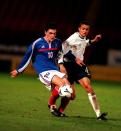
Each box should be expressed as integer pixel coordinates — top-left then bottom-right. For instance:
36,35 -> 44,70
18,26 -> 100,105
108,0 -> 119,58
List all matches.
45,29 -> 57,42
78,24 -> 90,37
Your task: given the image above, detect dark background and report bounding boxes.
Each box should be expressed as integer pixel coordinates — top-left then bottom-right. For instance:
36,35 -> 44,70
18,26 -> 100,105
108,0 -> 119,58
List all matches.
0,0 -> 121,65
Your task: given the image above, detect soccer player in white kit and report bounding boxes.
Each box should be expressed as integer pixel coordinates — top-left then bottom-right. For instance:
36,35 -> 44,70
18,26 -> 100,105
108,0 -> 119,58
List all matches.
59,21 -> 107,120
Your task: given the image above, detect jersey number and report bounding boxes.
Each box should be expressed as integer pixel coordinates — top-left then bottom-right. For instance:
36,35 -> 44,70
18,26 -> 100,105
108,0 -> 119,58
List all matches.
48,52 -> 53,58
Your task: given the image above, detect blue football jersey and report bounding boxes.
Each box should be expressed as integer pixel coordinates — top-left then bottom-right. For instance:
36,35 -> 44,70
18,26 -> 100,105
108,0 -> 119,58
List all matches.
16,37 -> 62,74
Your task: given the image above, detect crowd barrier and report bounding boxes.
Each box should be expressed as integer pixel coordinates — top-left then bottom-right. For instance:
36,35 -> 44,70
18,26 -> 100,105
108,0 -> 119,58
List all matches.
88,65 -> 121,82
0,54 -> 121,82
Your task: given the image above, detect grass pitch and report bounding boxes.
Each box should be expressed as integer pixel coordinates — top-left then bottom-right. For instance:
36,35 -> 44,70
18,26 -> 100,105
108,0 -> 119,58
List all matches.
0,73 -> 121,131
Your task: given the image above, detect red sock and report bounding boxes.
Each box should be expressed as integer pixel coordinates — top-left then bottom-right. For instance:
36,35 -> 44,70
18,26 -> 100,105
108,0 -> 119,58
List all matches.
48,87 -> 59,106
58,97 -> 70,113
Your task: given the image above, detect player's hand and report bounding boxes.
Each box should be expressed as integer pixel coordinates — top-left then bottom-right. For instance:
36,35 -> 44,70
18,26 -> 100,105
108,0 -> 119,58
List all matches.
76,58 -> 85,66
10,70 -> 18,78
94,34 -> 102,42
95,34 -> 102,41
91,34 -> 102,43
59,64 -> 67,74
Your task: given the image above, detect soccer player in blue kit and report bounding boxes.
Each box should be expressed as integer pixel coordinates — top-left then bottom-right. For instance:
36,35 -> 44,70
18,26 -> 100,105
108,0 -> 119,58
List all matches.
10,23 -> 73,117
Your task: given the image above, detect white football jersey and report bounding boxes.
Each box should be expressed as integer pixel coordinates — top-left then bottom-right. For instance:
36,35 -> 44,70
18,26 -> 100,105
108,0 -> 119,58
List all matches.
62,32 -> 90,61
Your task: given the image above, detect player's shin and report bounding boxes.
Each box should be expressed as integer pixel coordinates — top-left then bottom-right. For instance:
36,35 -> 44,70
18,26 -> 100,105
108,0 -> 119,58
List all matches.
48,86 -> 59,106
88,93 -> 101,117
58,97 -> 70,114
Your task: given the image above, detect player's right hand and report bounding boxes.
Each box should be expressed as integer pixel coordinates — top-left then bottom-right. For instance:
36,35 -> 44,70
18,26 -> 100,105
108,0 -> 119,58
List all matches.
10,70 -> 18,78
76,58 -> 85,66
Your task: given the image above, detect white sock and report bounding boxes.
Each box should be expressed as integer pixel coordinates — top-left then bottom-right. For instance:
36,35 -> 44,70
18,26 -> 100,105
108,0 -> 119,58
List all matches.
88,93 -> 101,117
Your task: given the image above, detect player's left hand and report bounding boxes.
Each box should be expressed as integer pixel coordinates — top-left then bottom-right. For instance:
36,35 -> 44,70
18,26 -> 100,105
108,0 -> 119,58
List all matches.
94,34 -> 102,42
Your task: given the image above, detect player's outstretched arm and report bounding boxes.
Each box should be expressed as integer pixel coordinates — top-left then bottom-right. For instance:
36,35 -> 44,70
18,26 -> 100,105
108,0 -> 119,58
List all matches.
10,70 -> 18,78
90,34 -> 102,43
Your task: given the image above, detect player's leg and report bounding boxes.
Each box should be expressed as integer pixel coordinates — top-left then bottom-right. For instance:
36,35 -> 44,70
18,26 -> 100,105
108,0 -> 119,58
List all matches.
57,62 -> 76,116
61,63 -> 76,100
58,83 -> 76,116
48,73 -> 68,109
49,74 -> 71,116
58,97 -> 70,117
70,84 -> 76,100
39,70 -> 73,117
78,77 -> 107,120
48,90 -> 59,117
48,85 -> 59,107
78,77 -> 100,116
39,71 -> 65,116
51,76 -> 73,116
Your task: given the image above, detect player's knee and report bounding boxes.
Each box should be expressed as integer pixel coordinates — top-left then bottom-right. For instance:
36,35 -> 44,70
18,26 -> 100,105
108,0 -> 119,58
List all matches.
83,84 -> 94,94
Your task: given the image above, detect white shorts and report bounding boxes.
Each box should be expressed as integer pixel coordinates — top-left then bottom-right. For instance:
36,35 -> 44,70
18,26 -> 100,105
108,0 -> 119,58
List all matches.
39,70 -> 66,91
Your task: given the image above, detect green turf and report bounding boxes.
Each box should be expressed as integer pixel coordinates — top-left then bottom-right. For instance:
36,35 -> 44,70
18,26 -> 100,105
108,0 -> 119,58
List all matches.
0,73 -> 121,131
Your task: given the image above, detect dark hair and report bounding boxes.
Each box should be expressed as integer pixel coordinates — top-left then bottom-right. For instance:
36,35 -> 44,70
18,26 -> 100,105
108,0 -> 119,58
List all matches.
44,22 -> 57,32
78,20 -> 91,28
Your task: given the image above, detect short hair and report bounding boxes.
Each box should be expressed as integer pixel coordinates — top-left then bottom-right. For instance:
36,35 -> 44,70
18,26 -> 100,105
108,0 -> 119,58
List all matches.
44,22 -> 57,32
78,20 -> 91,28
